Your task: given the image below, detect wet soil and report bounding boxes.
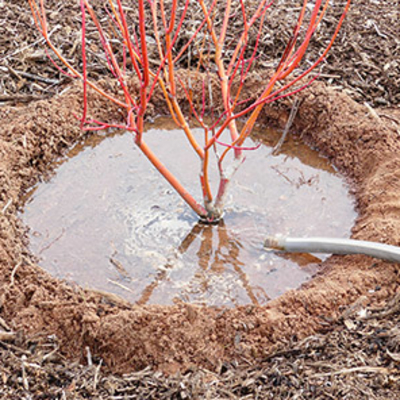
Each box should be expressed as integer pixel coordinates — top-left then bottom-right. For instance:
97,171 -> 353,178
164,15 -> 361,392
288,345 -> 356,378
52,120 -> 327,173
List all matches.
1,0 -> 400,398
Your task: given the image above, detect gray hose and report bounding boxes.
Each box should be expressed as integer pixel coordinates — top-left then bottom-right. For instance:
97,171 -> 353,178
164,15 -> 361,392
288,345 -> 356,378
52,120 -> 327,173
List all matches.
265,236 -> 400,263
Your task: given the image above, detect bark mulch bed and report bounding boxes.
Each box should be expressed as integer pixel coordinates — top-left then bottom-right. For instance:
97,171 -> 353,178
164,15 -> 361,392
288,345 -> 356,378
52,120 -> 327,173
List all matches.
1,0 -> 399,107
1,292 -> 400,399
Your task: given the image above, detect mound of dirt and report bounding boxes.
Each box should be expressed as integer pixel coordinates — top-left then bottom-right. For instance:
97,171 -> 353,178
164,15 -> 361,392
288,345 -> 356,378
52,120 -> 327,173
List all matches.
1,78 -> 400,376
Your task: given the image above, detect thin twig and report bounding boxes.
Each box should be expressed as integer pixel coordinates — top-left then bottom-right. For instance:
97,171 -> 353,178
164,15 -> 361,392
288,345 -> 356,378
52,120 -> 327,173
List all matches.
313,366 -> 393,378
107,279 -> 135,293
0,94 -> 46,103
21,355 -> 29,391
0,317 -> 11,331
8,69 -> 61,85
1,199 -> 12,214
272,98 -> 300,155
86,346 -> 93,367
93,359 -> 103,390
0,331 -> 17,342
10,261 -> 22,286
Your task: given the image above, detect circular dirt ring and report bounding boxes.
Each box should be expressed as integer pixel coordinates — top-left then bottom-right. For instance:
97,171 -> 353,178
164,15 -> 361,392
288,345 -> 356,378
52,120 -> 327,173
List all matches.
0,80 -> 399,373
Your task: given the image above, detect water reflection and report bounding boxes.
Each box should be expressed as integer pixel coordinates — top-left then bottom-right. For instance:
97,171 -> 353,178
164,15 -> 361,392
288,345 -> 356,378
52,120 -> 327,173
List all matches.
138,220 -> 266,306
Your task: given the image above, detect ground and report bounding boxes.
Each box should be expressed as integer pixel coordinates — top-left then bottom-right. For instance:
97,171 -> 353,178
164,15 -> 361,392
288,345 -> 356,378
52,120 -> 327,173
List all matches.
0,0 -> 400,398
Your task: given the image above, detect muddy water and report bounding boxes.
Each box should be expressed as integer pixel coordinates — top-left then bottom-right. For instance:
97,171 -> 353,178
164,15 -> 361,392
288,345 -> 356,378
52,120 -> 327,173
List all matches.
22,119 -> 356,306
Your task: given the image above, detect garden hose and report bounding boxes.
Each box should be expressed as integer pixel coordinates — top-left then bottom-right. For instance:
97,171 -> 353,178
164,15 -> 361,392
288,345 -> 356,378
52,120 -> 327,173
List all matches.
265,236 -> 400,263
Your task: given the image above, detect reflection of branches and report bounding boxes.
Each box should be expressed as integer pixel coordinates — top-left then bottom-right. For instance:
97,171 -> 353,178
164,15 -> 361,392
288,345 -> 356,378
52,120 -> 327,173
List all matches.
136,269 -> 168,305
137,221 -> 265,305
38,228 -> 65,254
215,221 -> 261,305
177,223 -> 204,253
272,251 -> 321,269
271,165 -> 319,188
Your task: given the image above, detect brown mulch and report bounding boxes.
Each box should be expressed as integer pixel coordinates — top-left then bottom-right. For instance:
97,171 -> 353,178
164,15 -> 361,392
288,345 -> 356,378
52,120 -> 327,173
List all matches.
1,293 -> 400,399
0,0 -> 399,107
1,0 -> 400,398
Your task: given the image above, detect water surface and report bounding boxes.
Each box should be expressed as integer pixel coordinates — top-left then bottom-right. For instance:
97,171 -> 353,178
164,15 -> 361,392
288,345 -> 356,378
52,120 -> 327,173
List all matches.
22,119 -> 356,306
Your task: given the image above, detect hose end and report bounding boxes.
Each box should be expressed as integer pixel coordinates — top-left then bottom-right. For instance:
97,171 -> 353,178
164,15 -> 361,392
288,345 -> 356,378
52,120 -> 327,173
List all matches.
264,235 -> 286,250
